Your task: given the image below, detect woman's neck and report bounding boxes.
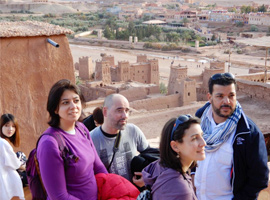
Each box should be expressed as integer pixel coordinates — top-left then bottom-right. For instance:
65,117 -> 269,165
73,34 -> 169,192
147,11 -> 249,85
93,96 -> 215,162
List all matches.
59,121 -> 76,132
181,159 -> 193,173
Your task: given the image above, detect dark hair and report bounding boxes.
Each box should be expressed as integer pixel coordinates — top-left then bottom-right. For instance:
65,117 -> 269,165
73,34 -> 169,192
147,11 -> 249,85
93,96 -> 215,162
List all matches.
0,114 -> 20,147
208,74 -> 236,94
47,79 -> 85,128
92,107 -> 104,124
159,117 -> 200,174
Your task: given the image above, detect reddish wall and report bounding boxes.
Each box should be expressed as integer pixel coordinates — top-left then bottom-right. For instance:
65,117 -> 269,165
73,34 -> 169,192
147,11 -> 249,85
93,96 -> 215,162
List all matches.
0,35 -> 75,155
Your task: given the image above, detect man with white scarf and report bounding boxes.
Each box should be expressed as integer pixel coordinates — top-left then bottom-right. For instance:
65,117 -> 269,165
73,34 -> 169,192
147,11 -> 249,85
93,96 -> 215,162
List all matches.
194,73 -> 268,200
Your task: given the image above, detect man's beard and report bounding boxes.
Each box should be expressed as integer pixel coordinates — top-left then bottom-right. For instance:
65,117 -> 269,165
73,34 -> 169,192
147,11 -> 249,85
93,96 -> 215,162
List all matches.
212,103 -> 235,118
115,119 -> 127,130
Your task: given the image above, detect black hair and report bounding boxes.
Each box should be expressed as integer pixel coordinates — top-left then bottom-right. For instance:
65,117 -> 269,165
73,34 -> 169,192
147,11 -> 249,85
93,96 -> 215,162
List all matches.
159,117 -> 200,174
93,107 -> 104,124
47,79 -> 85,128
208,75 -> 236,94
0,113 -> 20,147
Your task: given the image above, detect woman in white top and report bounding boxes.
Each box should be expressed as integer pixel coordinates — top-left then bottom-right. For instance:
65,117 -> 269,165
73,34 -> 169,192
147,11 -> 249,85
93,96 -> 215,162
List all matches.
0,113 -> 25,200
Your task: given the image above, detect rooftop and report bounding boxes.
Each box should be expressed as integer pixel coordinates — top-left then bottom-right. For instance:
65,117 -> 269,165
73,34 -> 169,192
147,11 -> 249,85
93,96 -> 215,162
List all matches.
235,36 -> 270,48
0,21 -> 73,38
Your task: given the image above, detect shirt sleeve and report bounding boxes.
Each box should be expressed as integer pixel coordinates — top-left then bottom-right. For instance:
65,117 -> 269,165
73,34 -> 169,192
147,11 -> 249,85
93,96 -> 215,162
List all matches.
133,124 -> 149,152
37,135 -> 80,200
2,140 -> 21,170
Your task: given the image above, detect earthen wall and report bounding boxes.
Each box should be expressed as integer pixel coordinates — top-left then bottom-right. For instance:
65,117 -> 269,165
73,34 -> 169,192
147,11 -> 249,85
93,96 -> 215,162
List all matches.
137,55 -> 147,63
130,94 -> 181,111
102,55 -> 115,66
237,80 -> 270,101
79,84 -> 114,101
181,80 -> 197,106
78,56 -> 93,80
0,35 -> 74,155
119,87 -> 148,102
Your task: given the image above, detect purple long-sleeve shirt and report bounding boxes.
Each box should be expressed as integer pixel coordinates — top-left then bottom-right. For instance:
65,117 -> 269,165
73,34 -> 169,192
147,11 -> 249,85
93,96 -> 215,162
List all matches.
37,122 -> 107,200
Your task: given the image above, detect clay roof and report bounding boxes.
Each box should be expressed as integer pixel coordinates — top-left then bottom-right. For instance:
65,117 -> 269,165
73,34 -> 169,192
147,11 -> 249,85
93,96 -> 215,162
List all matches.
0,21 -> 74,38
235,36 -> 270,48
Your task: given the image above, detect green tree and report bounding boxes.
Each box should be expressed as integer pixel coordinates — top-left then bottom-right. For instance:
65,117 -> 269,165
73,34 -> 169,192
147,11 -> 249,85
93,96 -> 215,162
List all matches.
182,31 -> 192,44
211,34 -> 216,41
128,21 -> 135,36
103,25 -> 115,39
258,4 -> 267,12
250,25 -> 258,32
160,82 -> 167,94
182,18 -> 189,27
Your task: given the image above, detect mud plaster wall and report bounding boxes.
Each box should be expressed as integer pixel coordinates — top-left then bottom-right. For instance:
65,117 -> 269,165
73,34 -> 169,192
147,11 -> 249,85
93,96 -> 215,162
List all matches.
79,85 -> 114,101
120,88 -> 148,102
130,94 -> 181,111
237,73 -> 270,83
237,80 -> 270,101
78,57 -> 93,80
0,35 -> 75,155
119,85 -> 160,102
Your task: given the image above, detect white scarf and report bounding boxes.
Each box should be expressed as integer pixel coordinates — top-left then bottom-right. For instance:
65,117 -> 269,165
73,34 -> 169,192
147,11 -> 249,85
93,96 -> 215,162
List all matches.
201,101 -> 243,152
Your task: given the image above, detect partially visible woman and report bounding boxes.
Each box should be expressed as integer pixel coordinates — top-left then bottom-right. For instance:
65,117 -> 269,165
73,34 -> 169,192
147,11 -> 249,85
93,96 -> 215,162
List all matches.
142,115 -> 206,200
0,113 -> 25,200
37,79 -> 107,200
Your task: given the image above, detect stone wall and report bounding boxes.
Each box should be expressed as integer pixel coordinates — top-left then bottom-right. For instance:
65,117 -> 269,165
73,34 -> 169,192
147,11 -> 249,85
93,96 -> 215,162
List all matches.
237,80 -> 270,101
120,88 -> 148,102
130,94 -> 181,111
237,72 -> 270,83
79,84 -> 114,101
0,35 -> 75,155
119,85 -> 160,102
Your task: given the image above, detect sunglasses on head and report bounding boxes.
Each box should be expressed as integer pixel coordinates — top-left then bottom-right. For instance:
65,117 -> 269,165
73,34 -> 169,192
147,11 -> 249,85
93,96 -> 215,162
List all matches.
210,73 -> 235,81
170,114 -> 192,141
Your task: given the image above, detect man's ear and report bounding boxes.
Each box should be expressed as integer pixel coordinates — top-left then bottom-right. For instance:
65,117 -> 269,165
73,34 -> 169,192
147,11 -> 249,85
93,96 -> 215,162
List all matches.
103,107 -> 108,117
207,93 -> 212,103
170,141 -> 179,153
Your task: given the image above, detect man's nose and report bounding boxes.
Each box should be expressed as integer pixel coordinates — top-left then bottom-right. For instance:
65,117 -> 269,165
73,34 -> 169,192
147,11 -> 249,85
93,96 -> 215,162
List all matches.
122,111 -> 128,118
223,96 -> 230,104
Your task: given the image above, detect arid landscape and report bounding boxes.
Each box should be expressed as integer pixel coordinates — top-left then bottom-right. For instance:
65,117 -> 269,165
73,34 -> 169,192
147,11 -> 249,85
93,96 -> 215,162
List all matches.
70,42 -> 270,146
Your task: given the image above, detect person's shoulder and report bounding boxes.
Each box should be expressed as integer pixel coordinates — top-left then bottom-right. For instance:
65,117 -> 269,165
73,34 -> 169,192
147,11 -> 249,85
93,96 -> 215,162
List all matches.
157,170 -> 191,195
126,123 -> 140,130
38,130 -> 60,148
90,126 -> 102,137
125,123 -> 143,134
238,115 -> 260,135
0,137 -> 10,148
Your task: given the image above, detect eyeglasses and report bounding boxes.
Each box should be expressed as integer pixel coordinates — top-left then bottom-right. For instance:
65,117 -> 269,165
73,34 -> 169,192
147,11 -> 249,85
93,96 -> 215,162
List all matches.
171,114 -> 192,141
210,73 -> 235,81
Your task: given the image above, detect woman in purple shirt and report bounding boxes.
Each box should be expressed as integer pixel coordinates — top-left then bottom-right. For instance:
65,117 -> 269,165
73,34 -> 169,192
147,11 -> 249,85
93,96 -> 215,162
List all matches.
37,79 -> 107,200
142,115 -> 206,200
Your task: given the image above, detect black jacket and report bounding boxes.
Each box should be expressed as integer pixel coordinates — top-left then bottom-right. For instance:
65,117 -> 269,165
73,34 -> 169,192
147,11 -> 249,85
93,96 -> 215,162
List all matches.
196,102 -> 269,200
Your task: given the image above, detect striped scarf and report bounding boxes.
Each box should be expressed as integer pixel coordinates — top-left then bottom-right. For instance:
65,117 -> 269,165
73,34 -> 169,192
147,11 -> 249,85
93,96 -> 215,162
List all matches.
201,101 -> 243,152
